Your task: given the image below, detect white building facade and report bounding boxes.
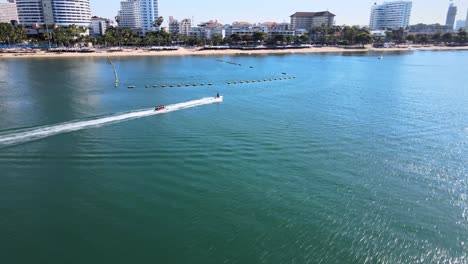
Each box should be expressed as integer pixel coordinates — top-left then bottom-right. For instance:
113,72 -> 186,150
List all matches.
15,0 -> 91,27
90,17 -> 110,36
369,1 -> 412,30
117,0 -> 159,34
118,0 -> 141,29
0,0 -> 19,23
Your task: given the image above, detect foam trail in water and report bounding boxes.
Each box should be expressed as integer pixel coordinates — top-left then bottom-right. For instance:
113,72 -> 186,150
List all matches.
0,97 -> 223,146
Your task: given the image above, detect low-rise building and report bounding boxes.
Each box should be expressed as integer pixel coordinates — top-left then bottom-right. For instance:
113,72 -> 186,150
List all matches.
90,17 -> 114,36
190,20 -> 224,39
290,11 -> 335,30
409,23 -> 450,34
168,17 -> 192,36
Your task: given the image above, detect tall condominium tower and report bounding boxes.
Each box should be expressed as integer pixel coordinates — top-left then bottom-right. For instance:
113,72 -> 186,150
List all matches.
369,1 -> 413,30
140,0 -> 159,33
118,0 -> 159,34
445,1 -> 457,31
465,9 -> 468,29
15,0 -> 91,27
118,0 -> 141,29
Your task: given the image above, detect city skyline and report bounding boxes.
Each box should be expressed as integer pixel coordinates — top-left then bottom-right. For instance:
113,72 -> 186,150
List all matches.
89,0 -> 468,26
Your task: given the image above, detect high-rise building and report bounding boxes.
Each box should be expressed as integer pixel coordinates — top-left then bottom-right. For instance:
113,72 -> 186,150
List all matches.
290,11 -> 335,30
0,0 -> 19,23
15,0 -> 91,27
445,1 -> 457,31
118,0 -> 141,29
117,0 -> 159,34
466,9 -> 468,29
369,1 -> 412,30
140,0 -> 159,33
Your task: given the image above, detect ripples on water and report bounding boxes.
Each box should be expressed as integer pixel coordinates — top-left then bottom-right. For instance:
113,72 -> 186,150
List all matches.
0,51 -> 467,263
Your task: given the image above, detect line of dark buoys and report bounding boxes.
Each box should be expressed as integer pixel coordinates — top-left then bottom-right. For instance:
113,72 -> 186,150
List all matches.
216,59 -> 253,68
126,77 -> 297,89
226,76 -> 297,85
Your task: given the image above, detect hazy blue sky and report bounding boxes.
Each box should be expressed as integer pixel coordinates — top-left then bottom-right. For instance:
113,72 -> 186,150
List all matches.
90,0 -> 468,26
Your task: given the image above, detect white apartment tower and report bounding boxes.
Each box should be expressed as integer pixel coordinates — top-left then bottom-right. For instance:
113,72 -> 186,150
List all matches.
118,0 -> 141,29
369,1 -> 413,30
15,0 -> 91,26
118,0 -> 159,34
0,0 -> 19,23
180,18 -> 191,37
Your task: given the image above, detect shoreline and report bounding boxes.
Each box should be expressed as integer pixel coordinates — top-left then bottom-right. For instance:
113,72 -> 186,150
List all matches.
1,45 -> 468,59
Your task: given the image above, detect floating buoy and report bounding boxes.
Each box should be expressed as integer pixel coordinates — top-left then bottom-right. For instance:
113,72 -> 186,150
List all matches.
227,82 -> 231,84
153,85 -> 158,88
145,85 -> 150,88
233,81 -> 238,84
264,79 -> 267,81
258,80 -> 262,82
208,83 -> 213,86
162,85 -> 167,87
201,83 -> 205,86
246,80 -> 250,83
282,72 -> 287,75
170,85 -> 174,87
240,81 -> 244,83
252,80 -> 256,83
128,86 -> 135,89
177,84 -> 182,87
193,84 -> 197,86
249,66 -> 254,68
185,84 -> 190,86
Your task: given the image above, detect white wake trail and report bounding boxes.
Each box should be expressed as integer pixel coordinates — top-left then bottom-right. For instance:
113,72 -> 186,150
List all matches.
0,97 -> 223,146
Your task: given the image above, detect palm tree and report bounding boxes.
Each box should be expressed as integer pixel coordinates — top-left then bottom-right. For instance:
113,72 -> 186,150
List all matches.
442,33 -> 453,43
152,16 -> 164,30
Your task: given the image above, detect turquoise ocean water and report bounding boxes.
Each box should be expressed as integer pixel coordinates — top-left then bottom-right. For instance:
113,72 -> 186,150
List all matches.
0,51 -> 467,263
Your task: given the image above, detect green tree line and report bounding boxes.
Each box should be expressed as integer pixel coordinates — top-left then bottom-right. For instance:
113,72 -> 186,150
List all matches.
1,22 -> 466,47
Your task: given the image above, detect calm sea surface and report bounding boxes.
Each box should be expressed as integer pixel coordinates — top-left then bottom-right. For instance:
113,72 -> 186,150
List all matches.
0,51 -> 467,263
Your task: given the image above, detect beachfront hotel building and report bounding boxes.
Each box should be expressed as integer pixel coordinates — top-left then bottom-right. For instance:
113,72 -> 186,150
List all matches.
0,0 -> 19,23
118,0 -> 141,29
168,17 -> 192,37
140,0 -> 159,33
117,0 -> 159,34
15,0 -> 91,27
369,1 -> 412,30
89,17 -> 115,36
445,2 -> 457,31
290,11 -> 335,30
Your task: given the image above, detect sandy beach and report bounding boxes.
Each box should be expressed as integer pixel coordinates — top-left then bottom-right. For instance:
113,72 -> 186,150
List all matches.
1,45 -> 467,59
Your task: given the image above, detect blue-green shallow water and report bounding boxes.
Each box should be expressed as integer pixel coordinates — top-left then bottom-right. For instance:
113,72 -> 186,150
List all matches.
0,51 -> 467,263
